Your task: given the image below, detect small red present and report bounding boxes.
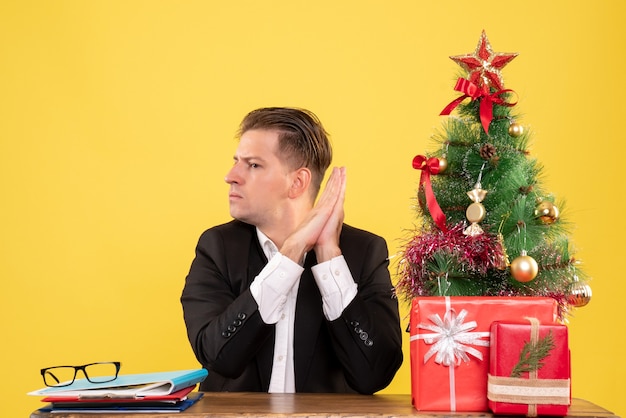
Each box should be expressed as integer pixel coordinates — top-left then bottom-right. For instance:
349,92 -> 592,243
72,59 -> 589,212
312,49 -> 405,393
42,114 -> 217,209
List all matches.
410,296 -> 557,412
488,319 -> 571,416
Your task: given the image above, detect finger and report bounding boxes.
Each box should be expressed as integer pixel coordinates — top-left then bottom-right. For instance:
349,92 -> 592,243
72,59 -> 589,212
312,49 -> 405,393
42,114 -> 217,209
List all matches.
337,167 -> 346,205
316,167 -> 341,208
331,168 -> 346,225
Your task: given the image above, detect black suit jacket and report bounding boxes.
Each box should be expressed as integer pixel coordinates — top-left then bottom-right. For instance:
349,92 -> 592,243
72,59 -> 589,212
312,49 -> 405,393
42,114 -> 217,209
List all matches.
180,220 -> 402,394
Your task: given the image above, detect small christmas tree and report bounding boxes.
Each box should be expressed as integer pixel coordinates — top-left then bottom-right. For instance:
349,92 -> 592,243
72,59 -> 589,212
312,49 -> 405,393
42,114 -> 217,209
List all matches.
396,31 -> 591,319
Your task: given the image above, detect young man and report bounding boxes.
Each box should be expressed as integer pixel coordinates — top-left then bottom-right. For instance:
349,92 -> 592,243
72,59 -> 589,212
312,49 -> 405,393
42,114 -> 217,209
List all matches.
181,107 -> 402,394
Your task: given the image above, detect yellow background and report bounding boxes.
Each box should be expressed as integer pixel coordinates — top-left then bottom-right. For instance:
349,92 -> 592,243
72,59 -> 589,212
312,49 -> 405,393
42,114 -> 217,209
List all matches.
1,1 -> 624,417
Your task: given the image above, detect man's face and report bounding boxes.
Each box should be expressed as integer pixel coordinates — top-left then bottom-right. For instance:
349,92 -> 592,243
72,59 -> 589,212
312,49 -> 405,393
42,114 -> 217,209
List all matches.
225,129 -> 293,228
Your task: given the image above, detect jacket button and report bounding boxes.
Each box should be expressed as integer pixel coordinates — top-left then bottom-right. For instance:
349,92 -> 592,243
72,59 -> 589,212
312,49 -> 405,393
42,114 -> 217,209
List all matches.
222,331 -> 232,338
237,312 -> 247,320
227,325 -> 236,332
359,332 -> 369,341
365,339 -> 373,347
233,319 -> 243,327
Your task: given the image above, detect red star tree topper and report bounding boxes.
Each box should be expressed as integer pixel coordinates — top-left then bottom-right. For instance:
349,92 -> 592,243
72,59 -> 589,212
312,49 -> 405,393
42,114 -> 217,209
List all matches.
450,30 -> 518,90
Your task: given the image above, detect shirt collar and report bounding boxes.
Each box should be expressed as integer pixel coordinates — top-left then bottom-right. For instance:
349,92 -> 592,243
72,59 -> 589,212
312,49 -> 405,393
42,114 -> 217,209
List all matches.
255,227 -> 307,266
256,228 -> 279,260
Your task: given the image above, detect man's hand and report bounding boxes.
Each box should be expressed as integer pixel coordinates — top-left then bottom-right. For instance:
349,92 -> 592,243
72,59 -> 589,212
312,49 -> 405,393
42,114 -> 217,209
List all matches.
280,167 -> 346,263
314,167 -> 345,262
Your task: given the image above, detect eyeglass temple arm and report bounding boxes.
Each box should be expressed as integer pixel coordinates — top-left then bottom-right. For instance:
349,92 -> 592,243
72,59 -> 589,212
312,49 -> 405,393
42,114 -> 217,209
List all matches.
43,370 -> 62,385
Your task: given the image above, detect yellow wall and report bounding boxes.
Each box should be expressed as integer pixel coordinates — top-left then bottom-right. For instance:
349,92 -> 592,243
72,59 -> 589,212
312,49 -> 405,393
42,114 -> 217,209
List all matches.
1,1 -> 624,417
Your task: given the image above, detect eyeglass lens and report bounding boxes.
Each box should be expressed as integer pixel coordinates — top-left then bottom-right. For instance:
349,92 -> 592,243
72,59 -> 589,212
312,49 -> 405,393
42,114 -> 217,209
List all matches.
42,362 -> 120,387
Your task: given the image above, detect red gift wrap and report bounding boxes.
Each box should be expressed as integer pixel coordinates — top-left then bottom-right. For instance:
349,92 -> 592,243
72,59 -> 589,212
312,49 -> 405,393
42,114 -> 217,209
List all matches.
409,296 -> 557,412
488,319 -> 571,416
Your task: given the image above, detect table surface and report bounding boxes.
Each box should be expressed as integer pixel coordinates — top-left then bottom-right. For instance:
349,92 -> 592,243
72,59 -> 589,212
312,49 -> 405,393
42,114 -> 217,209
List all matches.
30,393 -> 619,418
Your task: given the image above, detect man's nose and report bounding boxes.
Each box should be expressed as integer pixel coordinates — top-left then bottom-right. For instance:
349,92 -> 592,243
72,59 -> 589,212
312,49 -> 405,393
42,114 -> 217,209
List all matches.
225,164 -> 241,184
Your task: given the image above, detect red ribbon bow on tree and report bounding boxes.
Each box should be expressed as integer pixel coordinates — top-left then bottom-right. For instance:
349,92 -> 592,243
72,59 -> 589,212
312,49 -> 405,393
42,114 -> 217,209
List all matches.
412,155 -> 448,232
440,78 -> 517,134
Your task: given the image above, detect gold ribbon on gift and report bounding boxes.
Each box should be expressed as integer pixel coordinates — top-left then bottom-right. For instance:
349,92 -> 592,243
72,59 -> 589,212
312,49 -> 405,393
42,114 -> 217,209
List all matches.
487,317 -> 570,417
487,375 -> 570,405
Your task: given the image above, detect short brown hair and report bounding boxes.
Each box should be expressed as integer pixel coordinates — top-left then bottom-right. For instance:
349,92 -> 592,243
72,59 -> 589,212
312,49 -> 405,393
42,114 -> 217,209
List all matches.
238,107 -> 332,195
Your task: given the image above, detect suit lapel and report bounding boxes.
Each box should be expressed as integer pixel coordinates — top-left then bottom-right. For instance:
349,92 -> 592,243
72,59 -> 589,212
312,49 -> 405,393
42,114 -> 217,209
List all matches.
245,235 -> 276,391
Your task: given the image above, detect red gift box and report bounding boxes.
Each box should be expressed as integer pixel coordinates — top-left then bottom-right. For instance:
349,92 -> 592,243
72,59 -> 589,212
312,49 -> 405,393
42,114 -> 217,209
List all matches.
488,319 -> 571,416
410,296 -> 557,412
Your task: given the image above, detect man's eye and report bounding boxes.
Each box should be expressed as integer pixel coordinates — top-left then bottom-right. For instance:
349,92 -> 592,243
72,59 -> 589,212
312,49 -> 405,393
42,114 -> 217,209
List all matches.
249,163 -> 259,168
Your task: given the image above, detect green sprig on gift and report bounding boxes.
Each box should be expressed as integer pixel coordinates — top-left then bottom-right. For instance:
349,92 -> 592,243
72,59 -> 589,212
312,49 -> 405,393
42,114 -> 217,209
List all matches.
510,331 -> 555,378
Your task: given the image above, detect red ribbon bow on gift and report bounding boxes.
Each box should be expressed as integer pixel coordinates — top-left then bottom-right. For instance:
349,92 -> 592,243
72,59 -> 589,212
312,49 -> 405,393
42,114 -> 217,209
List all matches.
412,155 -> 447,232
440,78 -> 517,134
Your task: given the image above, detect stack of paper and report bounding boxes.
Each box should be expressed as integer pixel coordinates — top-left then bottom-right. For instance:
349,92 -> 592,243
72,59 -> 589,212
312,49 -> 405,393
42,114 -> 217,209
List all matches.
28,368 -> 208,413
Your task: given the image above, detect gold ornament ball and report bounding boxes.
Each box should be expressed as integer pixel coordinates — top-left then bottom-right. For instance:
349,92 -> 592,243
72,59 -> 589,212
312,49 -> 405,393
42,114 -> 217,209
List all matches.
535,201 -> 560,224
566,282 -> 592,307
510,255 -> 538,282
508,122 -> 524,137
438,157 -> 448,173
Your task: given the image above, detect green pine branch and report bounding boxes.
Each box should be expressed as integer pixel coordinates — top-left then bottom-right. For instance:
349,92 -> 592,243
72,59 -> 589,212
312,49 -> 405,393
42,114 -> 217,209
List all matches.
510,330 -> 555,378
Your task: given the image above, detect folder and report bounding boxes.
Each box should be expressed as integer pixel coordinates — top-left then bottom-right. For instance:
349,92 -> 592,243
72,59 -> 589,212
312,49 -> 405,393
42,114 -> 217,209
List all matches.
41,385 -> 196,404
28,368 -> 208,398
37,392 -> 204,413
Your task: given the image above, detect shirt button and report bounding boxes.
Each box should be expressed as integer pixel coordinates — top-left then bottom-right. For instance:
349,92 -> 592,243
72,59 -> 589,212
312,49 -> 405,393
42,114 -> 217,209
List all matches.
278,355 -> 284,361
280,313 -> 286,320
322,274 -> 328,281
334,270 -> 341,276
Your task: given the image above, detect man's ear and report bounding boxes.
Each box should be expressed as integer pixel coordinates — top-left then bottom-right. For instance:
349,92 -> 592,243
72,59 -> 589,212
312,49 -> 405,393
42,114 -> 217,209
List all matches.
288,167 -> 312,199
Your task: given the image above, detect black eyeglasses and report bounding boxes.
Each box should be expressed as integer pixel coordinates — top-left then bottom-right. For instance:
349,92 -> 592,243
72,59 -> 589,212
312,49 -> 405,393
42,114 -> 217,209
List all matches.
40,362 -> 121,387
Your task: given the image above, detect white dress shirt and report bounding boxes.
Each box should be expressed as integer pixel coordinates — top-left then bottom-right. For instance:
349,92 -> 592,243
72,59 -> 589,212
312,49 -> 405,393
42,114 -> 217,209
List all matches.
249,229 -> 358,393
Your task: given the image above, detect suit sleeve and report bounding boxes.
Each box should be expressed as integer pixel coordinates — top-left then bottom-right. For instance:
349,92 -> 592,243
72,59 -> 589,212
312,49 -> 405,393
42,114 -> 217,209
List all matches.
326,231 -> 403,394
180,228 -> 274,379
